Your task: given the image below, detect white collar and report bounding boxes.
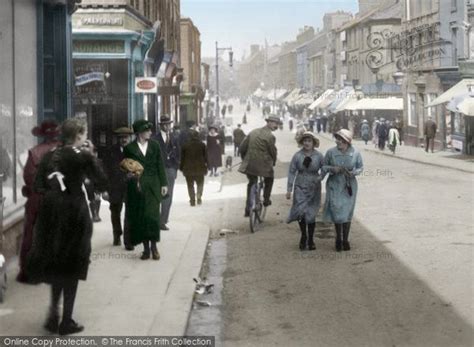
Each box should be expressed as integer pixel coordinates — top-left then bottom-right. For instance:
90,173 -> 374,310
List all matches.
137,141 -> 148,156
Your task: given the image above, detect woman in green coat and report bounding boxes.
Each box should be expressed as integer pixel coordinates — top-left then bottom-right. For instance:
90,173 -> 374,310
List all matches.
124,120 -> 168,260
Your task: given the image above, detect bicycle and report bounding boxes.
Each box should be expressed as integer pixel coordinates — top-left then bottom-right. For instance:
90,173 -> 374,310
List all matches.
248,176 -> 267,233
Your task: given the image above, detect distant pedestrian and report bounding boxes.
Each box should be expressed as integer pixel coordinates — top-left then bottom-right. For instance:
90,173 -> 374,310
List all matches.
286,132 -> 324,251
321,113 -> 328,133
388,123 -> 400,154
242,113 -> 247,125
322,129 -> 363,252
360,119 -> 370,145
27,118 -> 107,335
206,125 -> 223,176
123,120 -> 168,261
17,120 -> 61,283
377,118 -> 388,150
316,115 -> 322,133
101,126 -> 133,248
289,117 -> 294,131
233,124 -> 246,157
424,116 -> 437,153
372,119 -> 379,148
180,130 -> 207,206
153,115 -> 180,231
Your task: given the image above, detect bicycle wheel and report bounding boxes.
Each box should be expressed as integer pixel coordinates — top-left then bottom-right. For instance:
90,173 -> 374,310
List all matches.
249,185 -> 262,233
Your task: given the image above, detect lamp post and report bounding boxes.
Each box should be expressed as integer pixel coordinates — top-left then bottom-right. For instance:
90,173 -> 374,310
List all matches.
215,41 -> 233,119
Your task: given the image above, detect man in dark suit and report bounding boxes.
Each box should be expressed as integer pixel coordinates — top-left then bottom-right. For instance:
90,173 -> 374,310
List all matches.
102,127 -> 134,248
152,115 -> 180,231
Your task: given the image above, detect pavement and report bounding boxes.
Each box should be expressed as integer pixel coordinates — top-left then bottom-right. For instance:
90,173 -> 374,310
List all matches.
0,202 -> 210,336
318,132 -> 474,173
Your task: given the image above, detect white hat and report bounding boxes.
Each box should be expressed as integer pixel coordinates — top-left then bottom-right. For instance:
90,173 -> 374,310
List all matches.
335,129 -> 353,144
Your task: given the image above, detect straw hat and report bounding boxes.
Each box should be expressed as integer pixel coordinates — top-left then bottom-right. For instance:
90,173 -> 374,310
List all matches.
335,129 -> 353,144
298,131 -> 320,148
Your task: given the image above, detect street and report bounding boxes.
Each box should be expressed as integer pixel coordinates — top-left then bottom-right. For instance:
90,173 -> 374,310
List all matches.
184,101 -> 474,346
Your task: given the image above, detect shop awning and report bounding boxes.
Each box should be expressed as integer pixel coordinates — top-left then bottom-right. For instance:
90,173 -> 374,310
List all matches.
329,90 -> 364,113
321,87 -> 352,111
267,89 -> 288,101
426,78 -> 474,107
294,93 -> 315,106
345,97 -> 403,111
456,96 -> 474,116
308,89 -> 335,110
253,88 -> 263,97
330,88 -> 363,113
283,88 -> 301,103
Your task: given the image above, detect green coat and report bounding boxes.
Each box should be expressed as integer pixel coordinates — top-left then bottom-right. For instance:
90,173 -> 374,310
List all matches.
124,140 -> 168,245
238,126 -> 277,178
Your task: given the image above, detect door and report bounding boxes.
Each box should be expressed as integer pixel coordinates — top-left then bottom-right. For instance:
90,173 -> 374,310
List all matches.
89,104 -> 113,158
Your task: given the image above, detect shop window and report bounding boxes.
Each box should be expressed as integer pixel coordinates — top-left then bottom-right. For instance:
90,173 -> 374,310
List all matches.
408,93 -> 417,126
453,112 -> 465,134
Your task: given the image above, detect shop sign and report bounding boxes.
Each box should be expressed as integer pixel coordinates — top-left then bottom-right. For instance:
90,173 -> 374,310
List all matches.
81,17 -> 123,26
135,77 -> 157,93
75,72 -> 104,86
363,23 -> 449,72
73,41 -> 124,54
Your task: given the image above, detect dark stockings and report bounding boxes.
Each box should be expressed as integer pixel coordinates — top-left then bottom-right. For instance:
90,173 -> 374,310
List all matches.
50,279 -> 79,322
298,220 -> 316,250
335,222 -> 351,251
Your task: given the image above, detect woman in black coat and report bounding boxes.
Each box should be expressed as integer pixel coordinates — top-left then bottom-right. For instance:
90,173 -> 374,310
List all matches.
206,126 -> 223,176
27,118 -> 107,335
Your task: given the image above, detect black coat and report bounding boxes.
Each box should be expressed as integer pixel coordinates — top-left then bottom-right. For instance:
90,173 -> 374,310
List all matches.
206,135 -> 222,168
102,144 -> 127,204
26,146 -> 107,283
180,136 -> 207,177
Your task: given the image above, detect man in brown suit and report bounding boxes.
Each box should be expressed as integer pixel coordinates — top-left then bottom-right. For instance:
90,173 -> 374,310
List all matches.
424,116 -> 437,153
238,115 -> 281,216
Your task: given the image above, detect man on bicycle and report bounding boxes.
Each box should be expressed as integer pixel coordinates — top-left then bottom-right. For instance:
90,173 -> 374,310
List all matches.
238,115 -> 281,217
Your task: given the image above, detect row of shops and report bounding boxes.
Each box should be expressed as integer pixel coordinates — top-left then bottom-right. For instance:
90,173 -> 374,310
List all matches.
253,79 -> 474,154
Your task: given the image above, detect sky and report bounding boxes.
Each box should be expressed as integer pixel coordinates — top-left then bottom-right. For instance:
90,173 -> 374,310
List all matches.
181,0 -> 359,61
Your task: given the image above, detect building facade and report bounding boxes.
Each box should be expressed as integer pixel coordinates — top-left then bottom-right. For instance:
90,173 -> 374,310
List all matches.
1,0 -> 79,258
401,0 -> 471,150
179,17 -> 203,126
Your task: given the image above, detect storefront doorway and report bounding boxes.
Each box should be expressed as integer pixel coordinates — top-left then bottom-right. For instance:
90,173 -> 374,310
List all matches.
88,104 -> 113,158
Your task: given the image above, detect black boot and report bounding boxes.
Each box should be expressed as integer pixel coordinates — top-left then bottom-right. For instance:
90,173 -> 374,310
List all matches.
307,223 -> 316,250
44,309 -> 59,333
141,241 -> 150,260
298,221 -> 307,251
342,222 -> 351,251
335,224 -> 342,252
113,234 -> 121,246
58,319 -> 84,335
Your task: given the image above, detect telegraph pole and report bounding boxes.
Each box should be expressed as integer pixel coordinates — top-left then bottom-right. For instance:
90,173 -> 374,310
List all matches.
215,41 -> 233,119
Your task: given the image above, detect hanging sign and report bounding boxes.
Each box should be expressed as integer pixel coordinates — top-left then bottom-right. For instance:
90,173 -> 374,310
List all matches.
135,77 -> 158,93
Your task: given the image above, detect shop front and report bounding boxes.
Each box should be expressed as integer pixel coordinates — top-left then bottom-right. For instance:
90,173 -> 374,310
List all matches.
72,9 -> 155,156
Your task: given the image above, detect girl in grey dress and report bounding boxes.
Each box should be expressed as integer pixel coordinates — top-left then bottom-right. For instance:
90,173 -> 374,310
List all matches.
286,132 -> 324,250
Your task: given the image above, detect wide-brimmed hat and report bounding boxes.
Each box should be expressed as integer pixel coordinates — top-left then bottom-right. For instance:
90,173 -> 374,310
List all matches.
132,119 -> 153,133
158,115 -> 173,124
335,129 -> 353,144
31,120 -> 60,138
298,131 -> 320,148
208,124 -> 219,131
113,127 -> 133,136
265,115 -> 283,125
362,119 -> 368,123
